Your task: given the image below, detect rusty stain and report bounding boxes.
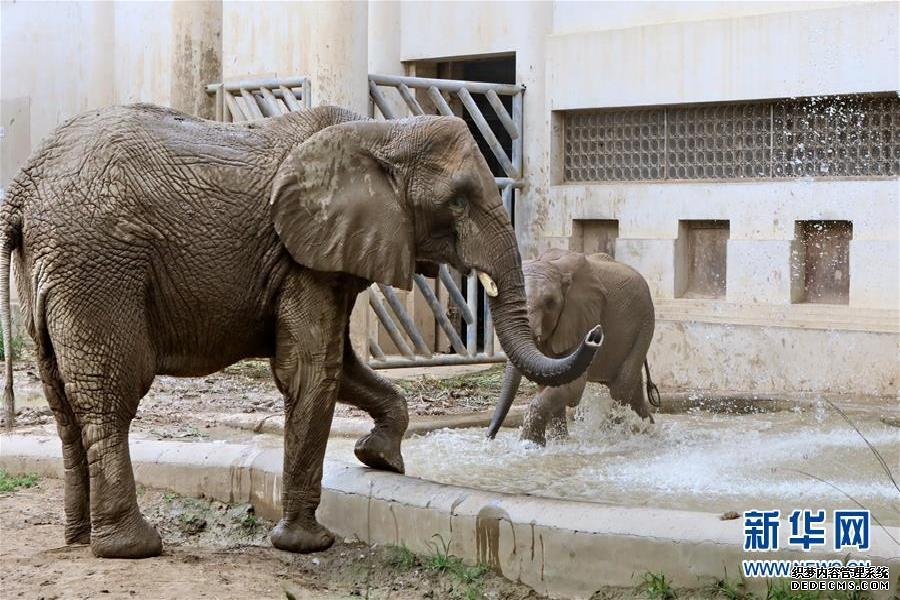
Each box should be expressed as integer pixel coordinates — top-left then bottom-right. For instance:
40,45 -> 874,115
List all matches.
475,503 -> 507,574
530,522 -> 535,561
539,532 -> 545,581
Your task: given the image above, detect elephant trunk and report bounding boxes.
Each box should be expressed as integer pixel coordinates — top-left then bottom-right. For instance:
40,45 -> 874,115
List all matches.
484,234 -> 603,388
486,361 -> 521,438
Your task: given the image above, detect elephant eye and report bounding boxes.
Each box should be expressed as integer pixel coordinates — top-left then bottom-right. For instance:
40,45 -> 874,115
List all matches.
448,196 -> 468,211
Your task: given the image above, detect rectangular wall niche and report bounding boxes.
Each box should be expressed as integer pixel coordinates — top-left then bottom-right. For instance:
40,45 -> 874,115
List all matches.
792,220 -> 852,304
571,219 -> 619,257
676,220 -> 729,298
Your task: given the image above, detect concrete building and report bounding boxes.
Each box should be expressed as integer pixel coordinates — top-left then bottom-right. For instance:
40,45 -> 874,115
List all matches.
2,1 -> 897,396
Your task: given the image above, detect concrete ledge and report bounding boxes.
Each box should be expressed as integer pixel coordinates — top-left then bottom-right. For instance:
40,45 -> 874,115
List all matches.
2,435 -> 897,599
205,406 -> 526,438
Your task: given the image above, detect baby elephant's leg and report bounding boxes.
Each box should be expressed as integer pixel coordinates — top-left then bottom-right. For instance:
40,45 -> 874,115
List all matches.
521,375 -> 587,445
609,375 -> 654,422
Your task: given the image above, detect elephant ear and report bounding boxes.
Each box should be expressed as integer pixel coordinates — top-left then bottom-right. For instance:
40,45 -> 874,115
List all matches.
546,250 -> 608,357
270,123 -> 414,290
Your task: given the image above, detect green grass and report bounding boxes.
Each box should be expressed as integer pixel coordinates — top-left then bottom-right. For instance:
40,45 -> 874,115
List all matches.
240,513 -> 258,532
703,576 -> 873,600
0,469 -> 39,492
638,572 -> 678,600
0,333 -> 25,361
385,535 -> 488,600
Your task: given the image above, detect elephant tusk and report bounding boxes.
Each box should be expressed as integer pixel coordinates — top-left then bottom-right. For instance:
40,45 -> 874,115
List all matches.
478,271 -> 498,297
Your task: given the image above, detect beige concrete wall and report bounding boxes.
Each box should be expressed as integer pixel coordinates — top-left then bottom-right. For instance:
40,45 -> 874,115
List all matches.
2,0 -> 896,393
1,1 -> 115,186
1,1 -> 221,185
535,2 -> 899,394
221,1 -> 313,82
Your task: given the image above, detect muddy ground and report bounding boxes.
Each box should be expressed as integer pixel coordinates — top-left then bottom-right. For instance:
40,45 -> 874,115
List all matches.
6,359 -> 535,440
2,477 -> 547,600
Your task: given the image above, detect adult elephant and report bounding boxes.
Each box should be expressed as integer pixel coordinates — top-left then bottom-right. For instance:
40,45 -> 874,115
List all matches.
0,104 -> 601,559
486,249 -> 657,445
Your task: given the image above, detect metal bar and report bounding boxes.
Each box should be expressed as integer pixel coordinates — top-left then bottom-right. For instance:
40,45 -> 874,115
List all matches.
466,272 -> 479,355
371,353 -> 507,369
512,92 -> 523,175
397,83 -> 425,116
457,87 -> 518,178
369,74 -> 522,96
485,89 -> 519,140
279,85 -> 303,112
426,86 -> 454,116
413,274 -> 468,356
258,87 -> 282,117
369,80 -> 398,119
302,78 -> 311,108
240,89 -> 265,120
206,76 -> 308,94
438,265 -> 474,324
501,183 -> 513,217
214,84 -> 223,121
368,336 -> 386,361
494,177 -> 524,189
223,92 -> 246,122
369,288 -> 415,359
377,283 -> 432,358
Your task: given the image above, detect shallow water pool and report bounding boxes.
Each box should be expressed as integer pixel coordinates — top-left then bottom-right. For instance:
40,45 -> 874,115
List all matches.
329,386 -> 900,526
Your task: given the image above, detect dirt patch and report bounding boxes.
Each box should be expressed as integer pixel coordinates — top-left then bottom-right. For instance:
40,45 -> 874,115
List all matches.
2,477 -> 542,600
5,360 -> 534,441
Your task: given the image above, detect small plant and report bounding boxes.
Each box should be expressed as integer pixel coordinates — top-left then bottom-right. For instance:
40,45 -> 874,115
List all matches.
425,535 -> 488,599
0,332 -> 25,361
638,571 -> 677,600
385,544 -> 418,570
163,491 -> 178,503
240,512 -> 258,531
0,469 -> 39,492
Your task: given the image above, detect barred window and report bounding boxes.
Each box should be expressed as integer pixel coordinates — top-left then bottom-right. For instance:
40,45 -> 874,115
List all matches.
563,94 -> 899,182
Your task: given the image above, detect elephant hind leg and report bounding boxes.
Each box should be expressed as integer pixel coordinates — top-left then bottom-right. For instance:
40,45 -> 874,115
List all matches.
47,298 -> 160,558
608,375 -> 654,422
37,351 -> 90,544
337,326 -> 408,474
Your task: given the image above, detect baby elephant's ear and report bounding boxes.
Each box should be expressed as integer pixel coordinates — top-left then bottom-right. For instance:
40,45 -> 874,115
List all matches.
270,123 -> 414,290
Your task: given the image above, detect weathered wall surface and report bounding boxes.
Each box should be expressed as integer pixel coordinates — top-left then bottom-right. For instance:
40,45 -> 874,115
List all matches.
1,1 -> 114,186
1,0 -> 896,394
1,1 -> 222,185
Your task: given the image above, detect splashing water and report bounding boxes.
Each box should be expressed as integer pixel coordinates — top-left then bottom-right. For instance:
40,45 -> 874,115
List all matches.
349,386 -> 900,525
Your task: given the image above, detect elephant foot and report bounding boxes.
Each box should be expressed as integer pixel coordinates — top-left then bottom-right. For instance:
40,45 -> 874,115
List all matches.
65,520 -> 91,545
354,430 -> 405,474
271,518 -> 335,554
91,512 -> 162,558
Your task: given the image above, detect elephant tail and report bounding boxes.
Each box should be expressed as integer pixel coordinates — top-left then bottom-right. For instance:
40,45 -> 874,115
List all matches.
644,360 -> 660,407
0,194 -> 22,430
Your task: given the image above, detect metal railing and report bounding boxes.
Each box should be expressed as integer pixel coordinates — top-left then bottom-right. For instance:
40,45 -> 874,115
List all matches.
205,76 -> 311,122
366,74 -> 524,368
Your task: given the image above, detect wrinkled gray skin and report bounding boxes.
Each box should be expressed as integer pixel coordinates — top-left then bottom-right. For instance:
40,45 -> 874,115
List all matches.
488,249 -> 655,445
0,105 -> 601,559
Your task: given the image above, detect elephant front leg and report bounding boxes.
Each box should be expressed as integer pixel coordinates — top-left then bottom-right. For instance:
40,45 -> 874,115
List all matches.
338,326 -> 408,474
520,375 -> 587,446
269,272 -> 352,554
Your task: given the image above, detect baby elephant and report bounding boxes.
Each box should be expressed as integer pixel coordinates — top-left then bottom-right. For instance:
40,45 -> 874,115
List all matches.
487,248 -> 658,445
